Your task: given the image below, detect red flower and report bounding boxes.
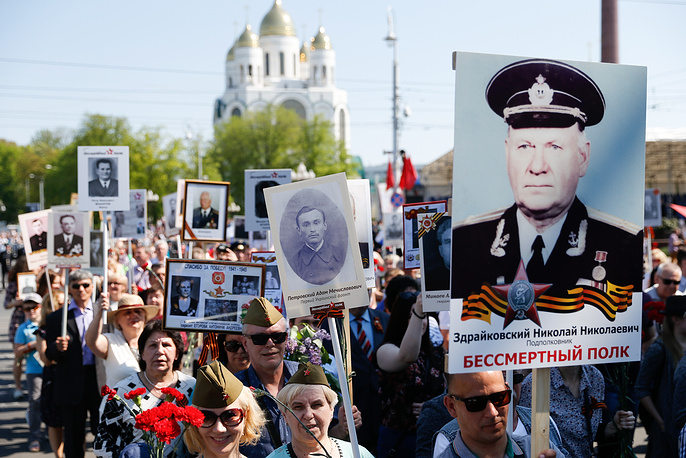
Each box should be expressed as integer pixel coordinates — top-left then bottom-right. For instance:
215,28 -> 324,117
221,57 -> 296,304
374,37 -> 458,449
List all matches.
124,387 -> 147,400
153,418 -> 181,444
644,300 -> 665,324
178,406 -> 204,427
101,385 -> 117,401
160,387 -> 185,403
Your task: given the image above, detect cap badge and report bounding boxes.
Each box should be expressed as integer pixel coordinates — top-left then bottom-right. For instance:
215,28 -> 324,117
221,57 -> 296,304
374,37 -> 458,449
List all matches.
528,74 -> 553,106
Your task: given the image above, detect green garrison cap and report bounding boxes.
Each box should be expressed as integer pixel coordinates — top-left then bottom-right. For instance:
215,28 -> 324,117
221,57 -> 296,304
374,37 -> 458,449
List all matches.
286,362 -> 330,387
242,297 -> 283,327
194,361 -> 244,408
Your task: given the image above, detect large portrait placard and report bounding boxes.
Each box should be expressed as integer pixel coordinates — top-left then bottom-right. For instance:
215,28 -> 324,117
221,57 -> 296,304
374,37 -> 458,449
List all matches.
77,146 -> 130,211
112,189 -> 147,238
347,179 -> 375,288
264,173 -> 368,319
182,180 -> 229,242
420,213 -> 452,312
244,169 -> 291,232
18,209 -> 50,270
402,201 -> 447,270
47,208 -> 90,269
448,52 -> 646,372
163,259 -> 265,333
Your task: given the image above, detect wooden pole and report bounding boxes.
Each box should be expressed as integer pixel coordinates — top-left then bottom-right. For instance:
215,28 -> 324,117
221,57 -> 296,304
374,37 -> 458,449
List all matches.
530,367 -> 551,457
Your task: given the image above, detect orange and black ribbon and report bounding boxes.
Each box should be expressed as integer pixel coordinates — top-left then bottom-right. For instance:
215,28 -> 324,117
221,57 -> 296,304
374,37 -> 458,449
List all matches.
582,397 -> 607,418
197,332 -> 219,366
313,303 -> 345,327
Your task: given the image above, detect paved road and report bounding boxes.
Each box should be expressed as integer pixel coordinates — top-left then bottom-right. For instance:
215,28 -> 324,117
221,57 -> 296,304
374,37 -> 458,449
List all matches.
0,290 -> 650,457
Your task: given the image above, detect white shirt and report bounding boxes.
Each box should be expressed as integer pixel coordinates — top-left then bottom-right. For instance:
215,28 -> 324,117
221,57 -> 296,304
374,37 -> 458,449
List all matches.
516,209 -> 568,265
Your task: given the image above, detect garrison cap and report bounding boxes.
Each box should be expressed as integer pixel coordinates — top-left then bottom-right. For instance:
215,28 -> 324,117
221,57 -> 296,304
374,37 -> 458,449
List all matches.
242,297 -> 283,326
486,59 -> 605,129
286,362 -> 330,387
194,360 -> 244,408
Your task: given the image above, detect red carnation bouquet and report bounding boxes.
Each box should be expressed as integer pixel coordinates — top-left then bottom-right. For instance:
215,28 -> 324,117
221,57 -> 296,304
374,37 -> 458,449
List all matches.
101,385 -> 204,458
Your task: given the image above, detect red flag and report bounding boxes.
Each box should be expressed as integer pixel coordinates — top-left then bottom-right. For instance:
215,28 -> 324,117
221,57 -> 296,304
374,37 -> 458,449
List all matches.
386,160 -> 395,190
400,155 -> 418,190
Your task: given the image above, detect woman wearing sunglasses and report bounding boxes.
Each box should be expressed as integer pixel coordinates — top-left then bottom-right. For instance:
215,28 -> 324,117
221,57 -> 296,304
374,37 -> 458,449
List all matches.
268,362 -> 374,458
185,361 -> 265,458
94,320 -> 194,458
375,276 -> 446,458
217,333 -> 251,374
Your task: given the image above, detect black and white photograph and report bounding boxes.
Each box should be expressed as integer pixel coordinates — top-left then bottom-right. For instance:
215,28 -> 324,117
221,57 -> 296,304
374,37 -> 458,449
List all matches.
162,192 -> 179,236
383,211 -> 403,246
233,215 -> 249,242
244,169 -> 291,231
264,172 -> 368,319
18,209 -> 50,270
448,52 -> 645,372
420,214 -> 452,312
644,188 -> 662,228
169,275 -> 201,317
47,208 -> 90,269
17,272 -> 37,300
164,258 -> 265,332
249,229 -> 270,251
88,231 -> 105,275
251,251 -> 284,314
111,189 -> 147,239
402,200 -> 448,270
77,146 -> 130,211
348,179 -> 375,287
182,180 -> 229,242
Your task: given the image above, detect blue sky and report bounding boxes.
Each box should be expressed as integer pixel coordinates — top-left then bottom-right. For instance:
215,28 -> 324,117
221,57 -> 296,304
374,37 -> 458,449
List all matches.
1,0 -> 684,167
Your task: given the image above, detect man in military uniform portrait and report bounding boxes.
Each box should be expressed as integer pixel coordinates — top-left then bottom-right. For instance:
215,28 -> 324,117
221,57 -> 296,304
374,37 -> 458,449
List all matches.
451,59 -> 643,302
29,218 -> 47,252
291,205 -> 345,285
192,191 -> 220,229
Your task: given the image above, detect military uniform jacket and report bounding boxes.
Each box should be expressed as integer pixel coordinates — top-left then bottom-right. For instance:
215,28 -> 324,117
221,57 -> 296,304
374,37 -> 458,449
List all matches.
191,207 -> 219,229
292,239 -> 343,285
451,197 -> 642,299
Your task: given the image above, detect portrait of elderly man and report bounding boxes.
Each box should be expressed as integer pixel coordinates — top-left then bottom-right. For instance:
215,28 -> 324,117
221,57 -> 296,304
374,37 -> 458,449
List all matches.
290,205 -> 345,285
54,214 -> 84,257
192,191 -> 220,229
88,158 -> 119,197
451,59 -> 643,304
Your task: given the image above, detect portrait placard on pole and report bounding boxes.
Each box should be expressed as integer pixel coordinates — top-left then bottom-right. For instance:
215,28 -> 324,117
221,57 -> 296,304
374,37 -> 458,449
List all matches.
449,52 -> 646,373
264,173 -> 368,319
112,189 -> 147,239
182,180 -> 230,242
420,213 -> 452,312
77,146 -> 130,212
644,189 -> 662,228
18,210 -> 50,270
244,169 -> 291,232
162,192 -> 180,236
163,259 -> 264,333
402,200 -> 447,270
348,179 -> 375,288
48,208 -> 91,269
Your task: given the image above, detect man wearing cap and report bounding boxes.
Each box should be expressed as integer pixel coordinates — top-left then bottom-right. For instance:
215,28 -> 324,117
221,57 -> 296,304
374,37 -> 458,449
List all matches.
13,293 -> 44,452
452,59 -> 642,303
236,297 -> 300,457
45,270 -> 101,458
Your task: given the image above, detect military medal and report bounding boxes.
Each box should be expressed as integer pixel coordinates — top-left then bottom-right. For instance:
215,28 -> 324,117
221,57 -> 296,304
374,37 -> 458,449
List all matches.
592,251 -> 607,281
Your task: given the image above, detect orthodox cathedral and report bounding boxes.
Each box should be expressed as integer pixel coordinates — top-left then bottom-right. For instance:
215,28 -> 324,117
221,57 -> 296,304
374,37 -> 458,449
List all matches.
213,0 -> 350,149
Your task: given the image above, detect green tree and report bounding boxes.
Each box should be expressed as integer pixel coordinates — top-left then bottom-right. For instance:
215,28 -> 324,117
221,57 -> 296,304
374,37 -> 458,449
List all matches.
0,140 -> 26,222
209,105 -> 355,209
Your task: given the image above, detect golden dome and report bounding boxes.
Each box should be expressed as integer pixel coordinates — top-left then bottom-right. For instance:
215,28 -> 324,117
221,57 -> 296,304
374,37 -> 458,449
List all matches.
299,41 -> 309,62
259,0 -> 296,37
235,25 -> 259,48
310,27 -> 332,50
226,43 -> 235,61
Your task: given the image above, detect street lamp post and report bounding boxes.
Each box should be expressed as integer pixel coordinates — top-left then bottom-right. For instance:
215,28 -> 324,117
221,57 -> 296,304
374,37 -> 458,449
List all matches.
385,7 -> 399,191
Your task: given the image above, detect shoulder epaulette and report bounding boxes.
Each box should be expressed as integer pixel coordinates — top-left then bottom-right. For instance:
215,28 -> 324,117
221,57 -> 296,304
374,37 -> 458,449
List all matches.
587,207 -> 642,234
454,206 -> 511,229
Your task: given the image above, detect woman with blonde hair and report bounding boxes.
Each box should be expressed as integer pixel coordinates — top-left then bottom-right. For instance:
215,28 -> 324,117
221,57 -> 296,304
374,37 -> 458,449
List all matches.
185,361 -> 265,457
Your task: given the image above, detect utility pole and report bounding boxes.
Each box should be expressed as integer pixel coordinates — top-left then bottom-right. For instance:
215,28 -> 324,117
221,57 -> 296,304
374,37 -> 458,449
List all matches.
385,7 -> 399,190
601,0 -> 618,63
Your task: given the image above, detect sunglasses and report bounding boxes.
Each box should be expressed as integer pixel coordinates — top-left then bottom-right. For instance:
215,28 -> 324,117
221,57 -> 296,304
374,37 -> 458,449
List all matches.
200,408 -> 244,428
71,282 -> 92,289
23,304 -> 40,312
449,387 -> 512,413
225,340 -> 244,353
660,277 -> 681,286
245,332 -> 288,346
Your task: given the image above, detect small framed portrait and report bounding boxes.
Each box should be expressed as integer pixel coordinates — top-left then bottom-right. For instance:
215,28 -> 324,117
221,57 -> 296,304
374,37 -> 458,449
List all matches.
47,209 -> 90,269
77,146 -> 130,212
87,231 -> 105,276
251,251 -> 284,314
162,192 -> 179,236
111,189 -> 147,239
348,179 -> 375,287
383,211 -> 403,246
644,189 -> 662,228
249,230 -> 269,251
163,258 -> 265,333
402,200 -> 448,270
419,214 -> 452,312
233,216 -> 249,242
17,272 -> 37,300
18,209 -> 50,270
264,172 -> 368,319
244,169 -> 292,231
182,180 -> 230,242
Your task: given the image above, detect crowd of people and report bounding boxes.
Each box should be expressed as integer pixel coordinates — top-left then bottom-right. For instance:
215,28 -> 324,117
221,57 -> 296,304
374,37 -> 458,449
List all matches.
3,219 -> 686,458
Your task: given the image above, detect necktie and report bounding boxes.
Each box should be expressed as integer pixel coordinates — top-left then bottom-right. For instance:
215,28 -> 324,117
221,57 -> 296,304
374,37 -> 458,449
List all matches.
355,317 -> 373,361
103,182 -> 108,189
65,236 -> 72,251
526,235 -> 545,280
